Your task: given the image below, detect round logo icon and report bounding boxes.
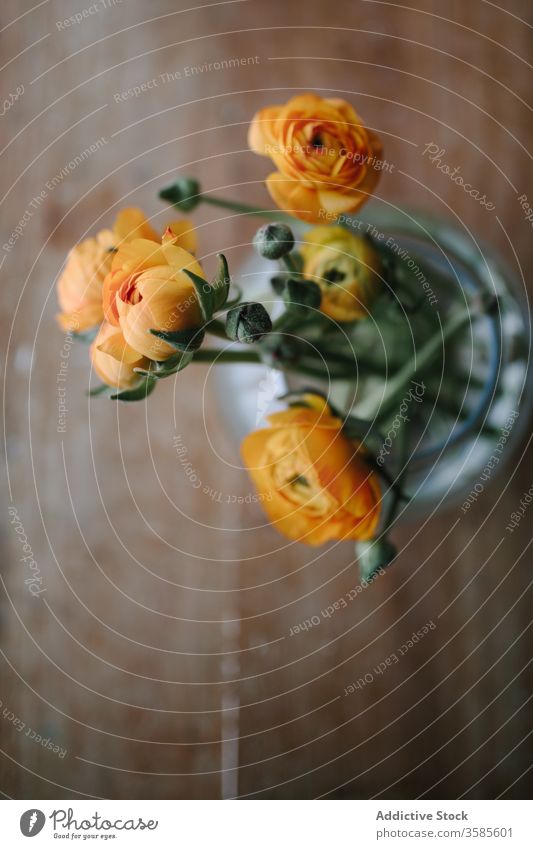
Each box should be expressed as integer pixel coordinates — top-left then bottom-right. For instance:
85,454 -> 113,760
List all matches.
20,809 -> 46,837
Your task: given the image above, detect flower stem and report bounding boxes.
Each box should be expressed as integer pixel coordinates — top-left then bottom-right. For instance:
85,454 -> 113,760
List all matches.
193,349 -> 262,365
282,253 -> 301,275
206,318 -> 228,340
200,195 -> 296,222
381,419 -> 410,533
358,305 -> 473,421
271,312 -> 296,333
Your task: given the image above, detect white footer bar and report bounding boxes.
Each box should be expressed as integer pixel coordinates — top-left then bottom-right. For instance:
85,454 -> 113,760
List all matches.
1,799 -> 529,848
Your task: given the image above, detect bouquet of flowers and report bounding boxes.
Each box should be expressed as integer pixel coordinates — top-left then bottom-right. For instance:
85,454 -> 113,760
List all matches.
55,93 -> 512,578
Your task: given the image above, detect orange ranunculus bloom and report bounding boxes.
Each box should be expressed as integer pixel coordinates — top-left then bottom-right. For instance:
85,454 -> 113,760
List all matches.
102,227 -> 204,361
90,322 -> 150,390
248,93 -> 383,223
56,208 -> 159,332
241,396 -> 381,545
301,225 -> 382,321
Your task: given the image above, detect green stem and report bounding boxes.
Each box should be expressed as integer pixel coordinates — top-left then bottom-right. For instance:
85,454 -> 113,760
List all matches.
355,419 -> 410,578
358,305 -> 473,421
206,318 -> 229,340
271,311 -> 324,335
312,345 -> 385,375
271,312 -> 296,333
277,358 -> 359,381
282,253 -> 301,275
193,349 -> 262,365
201,195 -> 296,222
380,420 -> 410,533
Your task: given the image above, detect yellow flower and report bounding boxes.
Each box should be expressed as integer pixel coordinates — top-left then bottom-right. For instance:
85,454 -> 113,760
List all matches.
111,207 -> 160,244
301,226 -> 382,321
90,322 -> 149,390
248,93 -> 383,223
241,396 -> 381,545
56,229 -> 115,332
102,227 -> 204,361
56,208 -> 159,332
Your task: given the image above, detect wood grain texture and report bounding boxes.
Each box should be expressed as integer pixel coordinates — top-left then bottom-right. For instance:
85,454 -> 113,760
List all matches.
0,0 -> 531,799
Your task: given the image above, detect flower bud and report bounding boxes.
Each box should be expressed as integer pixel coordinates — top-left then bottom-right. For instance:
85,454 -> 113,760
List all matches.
226,302 -> 272,344
159,177 -> 201,212
253,222 -> 295,259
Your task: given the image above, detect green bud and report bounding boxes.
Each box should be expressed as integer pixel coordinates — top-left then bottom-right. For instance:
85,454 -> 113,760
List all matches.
355,538 -> 396,581
159,177 -> 201,212
253,223 -> 295,259
225,302 -> 272,344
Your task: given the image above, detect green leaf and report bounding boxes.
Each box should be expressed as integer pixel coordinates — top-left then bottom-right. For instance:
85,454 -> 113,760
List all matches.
355,538 -> 397,581
110,377 -> 156,401
212,253 -> 231,311
183,268 -> 215,322
225,285 -> 243,308
136,351 -> 194,379
149,327 -> 205,352
158,350 -> 194,376
87,383 -> 109,397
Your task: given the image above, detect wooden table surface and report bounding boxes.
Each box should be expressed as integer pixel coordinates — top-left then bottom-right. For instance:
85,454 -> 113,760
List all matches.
1,0 -> 532,799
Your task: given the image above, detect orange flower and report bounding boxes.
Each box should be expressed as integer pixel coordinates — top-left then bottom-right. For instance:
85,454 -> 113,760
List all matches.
241,396 -> 381,545
248,93 -> 383,223
111,207 -> 160,244
301,225 -> 382,321
90,322 -> 150,390
56,208 -> 159,332
102,227 -> 204,361
57,229 -> 115,332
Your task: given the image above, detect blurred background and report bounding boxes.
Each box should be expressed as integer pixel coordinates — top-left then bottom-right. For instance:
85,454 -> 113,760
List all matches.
0,0 -> 532,799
